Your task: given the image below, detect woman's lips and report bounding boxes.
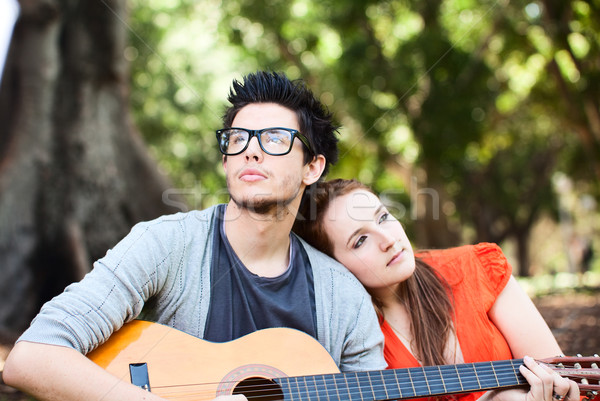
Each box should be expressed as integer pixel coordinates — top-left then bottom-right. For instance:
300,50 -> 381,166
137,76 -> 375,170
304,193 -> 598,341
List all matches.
387,249 -> 405,266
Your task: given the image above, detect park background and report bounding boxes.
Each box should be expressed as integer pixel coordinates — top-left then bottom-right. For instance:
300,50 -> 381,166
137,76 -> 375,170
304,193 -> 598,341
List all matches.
0,0 -> 599,399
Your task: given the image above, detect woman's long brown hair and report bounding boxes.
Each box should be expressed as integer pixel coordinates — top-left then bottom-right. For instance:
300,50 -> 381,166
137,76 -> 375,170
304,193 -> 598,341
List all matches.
293,179 -> 455,366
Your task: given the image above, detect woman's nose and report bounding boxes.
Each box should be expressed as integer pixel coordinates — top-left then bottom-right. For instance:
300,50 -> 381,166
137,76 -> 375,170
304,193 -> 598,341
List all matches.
379,230 -> 397,251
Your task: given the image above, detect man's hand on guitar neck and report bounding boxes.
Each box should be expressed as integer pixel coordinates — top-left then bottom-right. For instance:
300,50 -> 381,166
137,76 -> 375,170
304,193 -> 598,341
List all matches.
480,356 -> 580,401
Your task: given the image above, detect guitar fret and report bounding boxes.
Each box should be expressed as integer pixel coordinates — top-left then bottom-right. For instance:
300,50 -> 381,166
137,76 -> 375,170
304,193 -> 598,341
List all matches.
367,370 -> 388,401
356,371 -> 375,401
302,376 -> 309,401
422,367 -> 433,395
343,371 -> 362,401
472,362 -> 483,389
455,364 -> 464,391
408,366 -> 429,397
322,374 -> 334,401
333,373 -> 351,400
310,376 -> 321,401
439,364 -> 463,394
302,375 -> 315,401
423,365 -> 452,396
438,365 -> 448,393
381,369 -> 401,400
490,361 -> 500,388
476,361 -> 500,389
367,371 -> 377,400
394,367 -> 416,399
456,363 -> 480,391
320,374 -> 337,401
296,376 -> 305,401
278,377 -> 291,401
489,360 -> 525,388
392,369 -> 403,399
509,359 -> 528,386
407,366 -> 418,396
283,376 -> 299,401
380,370 -> 390,400
333,373 -> 345,400
352,371 -> 365,401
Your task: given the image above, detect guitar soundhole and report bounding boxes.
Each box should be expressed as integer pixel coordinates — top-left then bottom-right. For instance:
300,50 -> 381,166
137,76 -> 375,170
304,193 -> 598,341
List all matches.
233,377 -> 283,401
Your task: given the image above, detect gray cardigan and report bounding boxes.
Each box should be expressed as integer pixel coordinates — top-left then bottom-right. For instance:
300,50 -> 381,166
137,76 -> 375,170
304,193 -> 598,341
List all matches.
19,205 -> 386,372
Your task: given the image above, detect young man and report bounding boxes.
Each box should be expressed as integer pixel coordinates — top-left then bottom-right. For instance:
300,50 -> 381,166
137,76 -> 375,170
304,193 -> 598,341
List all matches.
3,71 -> 386,400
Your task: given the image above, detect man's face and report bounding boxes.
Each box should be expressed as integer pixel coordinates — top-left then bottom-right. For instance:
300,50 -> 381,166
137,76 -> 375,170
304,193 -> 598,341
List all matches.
223,102 -> 312,215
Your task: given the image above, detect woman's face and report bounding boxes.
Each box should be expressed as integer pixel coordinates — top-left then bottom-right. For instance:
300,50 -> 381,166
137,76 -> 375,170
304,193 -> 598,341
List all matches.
323,189 -> 416,291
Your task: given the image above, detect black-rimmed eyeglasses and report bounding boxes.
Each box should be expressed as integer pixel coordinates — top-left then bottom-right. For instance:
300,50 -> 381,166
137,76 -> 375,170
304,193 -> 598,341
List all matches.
216,127 -> 314,156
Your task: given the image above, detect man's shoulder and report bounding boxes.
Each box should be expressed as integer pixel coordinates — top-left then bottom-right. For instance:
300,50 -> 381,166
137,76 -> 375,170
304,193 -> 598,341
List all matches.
139,205 -> 221,227
126,205 -> 222,243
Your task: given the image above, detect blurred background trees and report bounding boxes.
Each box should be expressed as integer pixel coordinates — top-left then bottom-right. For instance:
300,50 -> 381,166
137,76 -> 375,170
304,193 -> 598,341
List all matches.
0,0 -> 598,335
129,0 -> 599,275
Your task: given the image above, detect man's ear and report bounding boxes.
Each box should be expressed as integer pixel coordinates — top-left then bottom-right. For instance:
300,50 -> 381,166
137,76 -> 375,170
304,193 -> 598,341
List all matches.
303,155 -> 326,186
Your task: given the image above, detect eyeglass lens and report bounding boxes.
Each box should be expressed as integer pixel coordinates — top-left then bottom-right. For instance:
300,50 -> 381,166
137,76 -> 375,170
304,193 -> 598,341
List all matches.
220,128 -> 294,155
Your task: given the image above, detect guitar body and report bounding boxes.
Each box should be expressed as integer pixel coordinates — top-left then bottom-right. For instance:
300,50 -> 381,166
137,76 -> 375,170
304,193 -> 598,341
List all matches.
87,320 -> 340,400
87,320 -> 600,401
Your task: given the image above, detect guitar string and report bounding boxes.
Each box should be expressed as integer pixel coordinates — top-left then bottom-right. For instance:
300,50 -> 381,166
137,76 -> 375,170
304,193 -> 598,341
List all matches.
148,359 -> 598,399
152,364 -> 597,401
151,371 -> 526,401
151,364 -> 527,395
117,358 -> 596,400
149,362 -> 531,398
149,363 -> 526,390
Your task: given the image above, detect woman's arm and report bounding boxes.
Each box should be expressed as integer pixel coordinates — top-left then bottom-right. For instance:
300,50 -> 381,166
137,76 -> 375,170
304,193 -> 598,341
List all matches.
488,276 -> 562,358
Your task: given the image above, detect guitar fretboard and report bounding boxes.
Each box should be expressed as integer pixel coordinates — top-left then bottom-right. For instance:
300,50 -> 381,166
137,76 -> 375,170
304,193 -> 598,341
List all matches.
276,359 -> 528,401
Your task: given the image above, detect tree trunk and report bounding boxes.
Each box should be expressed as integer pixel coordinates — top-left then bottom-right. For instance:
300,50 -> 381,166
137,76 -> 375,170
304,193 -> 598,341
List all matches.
515,229 -> 531,277
411,168 -> 461,249
0,0 -> 184,337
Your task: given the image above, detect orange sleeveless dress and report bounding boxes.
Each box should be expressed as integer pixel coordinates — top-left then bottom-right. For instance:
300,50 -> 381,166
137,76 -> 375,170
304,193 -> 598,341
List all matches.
381,243 -> 514,401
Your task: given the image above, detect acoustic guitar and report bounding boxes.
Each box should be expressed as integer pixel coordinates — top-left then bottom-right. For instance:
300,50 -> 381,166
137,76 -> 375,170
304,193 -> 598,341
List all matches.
87,320 -> 600,401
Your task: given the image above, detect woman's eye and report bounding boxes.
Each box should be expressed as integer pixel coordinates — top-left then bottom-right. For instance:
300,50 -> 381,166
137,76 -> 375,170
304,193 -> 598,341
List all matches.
378,212 -> 389,224
353,236 -> 367,249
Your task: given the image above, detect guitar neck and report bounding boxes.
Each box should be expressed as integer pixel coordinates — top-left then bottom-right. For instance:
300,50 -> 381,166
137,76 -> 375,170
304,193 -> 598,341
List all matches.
275,359 -> 528,401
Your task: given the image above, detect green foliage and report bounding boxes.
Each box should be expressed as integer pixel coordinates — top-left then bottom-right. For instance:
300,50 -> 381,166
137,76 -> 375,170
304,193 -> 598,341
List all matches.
127,0 -> 242,208
126,0 -> 600,274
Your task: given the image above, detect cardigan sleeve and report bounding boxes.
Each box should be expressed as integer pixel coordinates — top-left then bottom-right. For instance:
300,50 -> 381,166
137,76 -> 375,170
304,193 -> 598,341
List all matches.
16,212 -> 195,354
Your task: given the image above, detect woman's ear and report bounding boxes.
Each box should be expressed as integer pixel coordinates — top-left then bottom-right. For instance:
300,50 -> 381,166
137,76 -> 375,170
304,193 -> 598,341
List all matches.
303,155 -> 326,185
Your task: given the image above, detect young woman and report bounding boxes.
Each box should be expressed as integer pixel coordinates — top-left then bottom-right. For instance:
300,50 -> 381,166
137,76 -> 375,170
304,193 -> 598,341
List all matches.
294,179 -> 579,401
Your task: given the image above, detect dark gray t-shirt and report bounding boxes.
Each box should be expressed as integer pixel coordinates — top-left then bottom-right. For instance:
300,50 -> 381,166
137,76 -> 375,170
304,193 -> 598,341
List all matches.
204,205 -> 317,342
